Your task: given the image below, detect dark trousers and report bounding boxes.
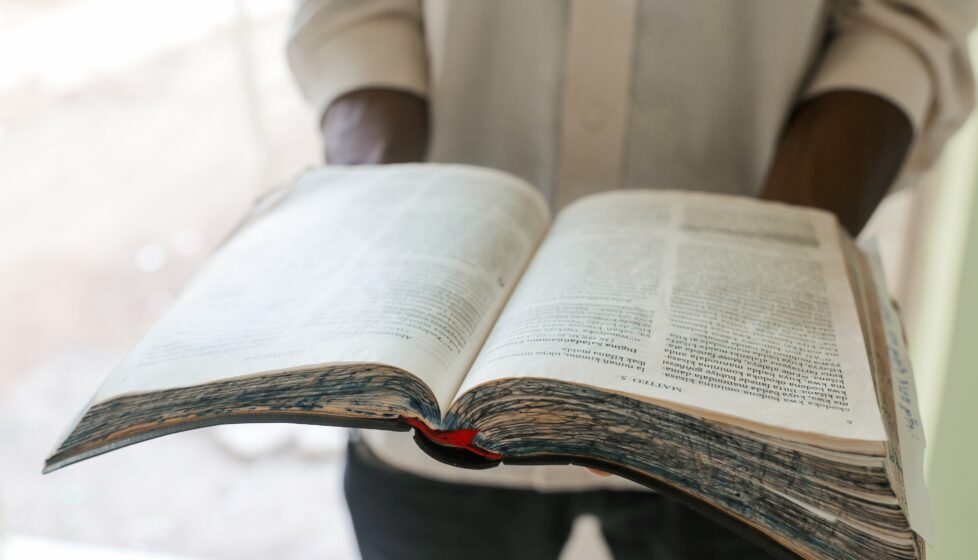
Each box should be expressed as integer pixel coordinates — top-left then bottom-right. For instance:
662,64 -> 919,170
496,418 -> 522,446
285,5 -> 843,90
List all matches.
344,441 -> 771,560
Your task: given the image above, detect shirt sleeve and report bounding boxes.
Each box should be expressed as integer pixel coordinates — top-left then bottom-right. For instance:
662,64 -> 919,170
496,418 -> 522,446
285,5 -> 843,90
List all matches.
287,0 -> 428,119
803,0 -> 977,173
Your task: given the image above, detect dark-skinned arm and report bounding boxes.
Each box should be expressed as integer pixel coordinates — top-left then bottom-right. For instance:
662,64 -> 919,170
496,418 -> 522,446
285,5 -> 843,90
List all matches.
761,90 -> 914,236
323,89 -> 911,235
321,88 -> 429,165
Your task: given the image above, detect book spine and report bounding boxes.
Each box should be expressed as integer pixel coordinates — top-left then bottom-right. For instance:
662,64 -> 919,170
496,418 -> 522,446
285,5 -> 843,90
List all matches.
401,417 -> 503,460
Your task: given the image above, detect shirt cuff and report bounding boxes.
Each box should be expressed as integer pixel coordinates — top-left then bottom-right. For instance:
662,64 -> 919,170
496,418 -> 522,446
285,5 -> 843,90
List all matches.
288,16 -> 428,118
803,28 -> 932,134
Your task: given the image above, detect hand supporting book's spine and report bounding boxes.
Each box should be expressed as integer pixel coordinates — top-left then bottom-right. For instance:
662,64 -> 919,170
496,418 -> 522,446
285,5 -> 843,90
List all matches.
401,417 -> 503,461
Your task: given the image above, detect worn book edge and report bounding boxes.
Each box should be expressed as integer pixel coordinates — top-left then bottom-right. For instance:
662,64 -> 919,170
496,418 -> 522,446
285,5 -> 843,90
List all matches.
860,238 -> 933,543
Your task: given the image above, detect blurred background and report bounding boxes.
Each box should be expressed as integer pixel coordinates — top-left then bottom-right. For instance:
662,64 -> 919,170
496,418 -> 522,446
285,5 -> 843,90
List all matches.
1,1 -> 976,559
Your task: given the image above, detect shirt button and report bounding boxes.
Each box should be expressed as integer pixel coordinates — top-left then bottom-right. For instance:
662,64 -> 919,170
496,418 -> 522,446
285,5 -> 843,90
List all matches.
581,104 -> 608,131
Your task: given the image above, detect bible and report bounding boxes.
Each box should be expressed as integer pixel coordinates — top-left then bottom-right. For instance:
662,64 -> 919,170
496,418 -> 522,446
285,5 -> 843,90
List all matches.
45,164 -> 931,560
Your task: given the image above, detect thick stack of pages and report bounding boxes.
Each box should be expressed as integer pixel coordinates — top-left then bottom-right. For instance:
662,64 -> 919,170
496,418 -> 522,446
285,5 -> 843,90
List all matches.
45,165 -> 931,560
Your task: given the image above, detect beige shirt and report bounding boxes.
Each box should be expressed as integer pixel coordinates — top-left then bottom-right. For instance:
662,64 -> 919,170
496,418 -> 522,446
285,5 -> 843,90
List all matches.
287,0 -> 976,490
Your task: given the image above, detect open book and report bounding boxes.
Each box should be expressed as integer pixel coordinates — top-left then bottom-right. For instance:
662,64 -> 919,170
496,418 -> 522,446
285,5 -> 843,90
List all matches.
46,165 -> 930,560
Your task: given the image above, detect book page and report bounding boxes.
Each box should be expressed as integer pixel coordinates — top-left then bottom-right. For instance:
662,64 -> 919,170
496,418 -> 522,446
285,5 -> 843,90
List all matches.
459,191 -> 886,443
94,164 -> 550,413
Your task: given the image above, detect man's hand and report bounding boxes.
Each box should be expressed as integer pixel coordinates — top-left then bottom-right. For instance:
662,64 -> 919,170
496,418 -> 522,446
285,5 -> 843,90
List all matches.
321,89 -> 429,165
761,91 -> 913,236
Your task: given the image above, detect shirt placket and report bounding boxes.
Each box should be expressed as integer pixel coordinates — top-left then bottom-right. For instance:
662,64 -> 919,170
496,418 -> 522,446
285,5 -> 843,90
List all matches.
554,0 -> 639,210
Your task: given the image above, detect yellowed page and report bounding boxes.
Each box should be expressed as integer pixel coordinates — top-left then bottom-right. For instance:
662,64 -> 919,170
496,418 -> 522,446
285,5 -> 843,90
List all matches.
94,164 -> 550,413
460,190 -> 886,443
